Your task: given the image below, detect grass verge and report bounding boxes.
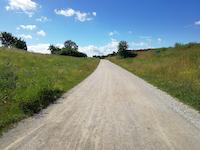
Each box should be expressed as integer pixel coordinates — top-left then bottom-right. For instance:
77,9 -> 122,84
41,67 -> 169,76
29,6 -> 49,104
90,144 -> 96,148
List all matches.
108,44 -> 200,112
0,47 -> 99,134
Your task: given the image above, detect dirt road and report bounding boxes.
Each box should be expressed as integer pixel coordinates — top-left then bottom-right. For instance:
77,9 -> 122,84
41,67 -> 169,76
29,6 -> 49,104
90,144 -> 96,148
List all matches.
1,60 -> 200,150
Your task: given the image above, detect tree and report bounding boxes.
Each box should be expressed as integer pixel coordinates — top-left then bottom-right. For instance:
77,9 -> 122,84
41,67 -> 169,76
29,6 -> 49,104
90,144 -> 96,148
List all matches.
48,45 -> 61,54
64,40 -> 78,51
0,32 -> 27,50
48,40 -> 87,57
0,32 -> 15,47
118,41 -> 128,57
14,38 -> 27,50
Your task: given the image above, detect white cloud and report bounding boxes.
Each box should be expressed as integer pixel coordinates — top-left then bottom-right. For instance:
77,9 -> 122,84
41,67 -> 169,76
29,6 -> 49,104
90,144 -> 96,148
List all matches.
55,8 -> 75,17
28,43 -> 63,54
79,39 -> 119,57
54,43 -> 64,48
157,38 -> 162,43
195,20 -> 200,25
19,34 -> 32,40
75,11 -> 92,22
37,30 -> 46,37
27,40 -> 118,57
54,8 -> 96,22
27,38 -> 154,56
17,25 -> 36,30
130,41 -> 152,50
131,42 -> 146,47
109,31 -> 119,36
92,12 -> 97,16
36,16 -> 49,22
5,0 -> 38,17
28,43 -> 50,54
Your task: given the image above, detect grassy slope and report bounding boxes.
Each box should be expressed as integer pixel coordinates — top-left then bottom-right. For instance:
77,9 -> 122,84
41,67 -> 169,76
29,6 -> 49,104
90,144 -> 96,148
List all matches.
0,48 -> 99,134
109,45 -> 200,111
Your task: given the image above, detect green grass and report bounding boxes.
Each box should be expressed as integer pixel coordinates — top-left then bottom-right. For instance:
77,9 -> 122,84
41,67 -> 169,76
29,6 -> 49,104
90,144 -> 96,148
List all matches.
0,47 -> 99,134
108,44 -> 200,112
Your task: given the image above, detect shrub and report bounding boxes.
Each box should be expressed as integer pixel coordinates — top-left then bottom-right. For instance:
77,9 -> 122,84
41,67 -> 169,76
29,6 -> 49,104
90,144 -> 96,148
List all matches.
20,88 -> 63,115
174,43 -> 184,48
60,48 -> 87,57
174,42 -> 200,49
48,45 -> 61,54
185,42 -> 200,48
122,51 -> 137,58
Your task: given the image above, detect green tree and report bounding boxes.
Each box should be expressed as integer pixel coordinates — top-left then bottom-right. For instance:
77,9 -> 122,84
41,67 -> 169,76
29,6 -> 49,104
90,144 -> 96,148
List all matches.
64,40 -> 78,51
118,41 -> 128,57
0,32 -> 27,50
0,32 -> 15,47
14,38 -> 27,50
48,45 -> 61,54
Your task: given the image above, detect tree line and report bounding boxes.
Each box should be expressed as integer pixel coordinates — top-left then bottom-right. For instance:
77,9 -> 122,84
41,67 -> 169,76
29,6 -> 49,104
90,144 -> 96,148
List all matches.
0,32 -> 87,57
0,31 -> 139,58
48,40 -> 87,57
0,32 -> 27,50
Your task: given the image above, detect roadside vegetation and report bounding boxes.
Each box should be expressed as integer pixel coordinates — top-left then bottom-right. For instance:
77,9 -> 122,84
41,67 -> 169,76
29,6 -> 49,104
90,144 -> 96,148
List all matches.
0,47 -> 99,134
109,42 -> 200,111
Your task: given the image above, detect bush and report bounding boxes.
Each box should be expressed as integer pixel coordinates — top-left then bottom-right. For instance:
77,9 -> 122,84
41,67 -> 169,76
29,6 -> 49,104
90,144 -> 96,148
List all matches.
48,45 -> 61,54
122,51 -> 137,58
174,42 -> 200,49
174,43 -> 184,48
60,48 -> 87,57
20,88 -> 63,115
185,42 -> 200,48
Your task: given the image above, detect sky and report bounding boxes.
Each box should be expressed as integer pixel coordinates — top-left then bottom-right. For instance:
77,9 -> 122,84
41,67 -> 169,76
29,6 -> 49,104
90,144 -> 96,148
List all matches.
0,0 -> 200,56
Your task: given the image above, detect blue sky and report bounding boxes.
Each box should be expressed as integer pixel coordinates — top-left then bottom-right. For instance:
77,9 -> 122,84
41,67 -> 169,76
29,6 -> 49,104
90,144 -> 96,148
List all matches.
0,0 -> 200,56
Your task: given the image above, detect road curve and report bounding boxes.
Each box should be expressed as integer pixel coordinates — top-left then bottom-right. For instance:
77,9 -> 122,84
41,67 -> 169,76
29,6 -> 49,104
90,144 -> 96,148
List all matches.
1,60 -> 200,150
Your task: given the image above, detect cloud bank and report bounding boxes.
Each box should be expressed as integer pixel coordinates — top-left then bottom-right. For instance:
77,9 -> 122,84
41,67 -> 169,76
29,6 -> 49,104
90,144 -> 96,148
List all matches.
6,0 -> 38,17
54,8 -> 96,22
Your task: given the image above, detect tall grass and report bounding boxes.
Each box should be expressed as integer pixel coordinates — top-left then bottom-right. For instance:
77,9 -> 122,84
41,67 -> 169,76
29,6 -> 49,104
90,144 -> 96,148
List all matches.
109,44 -> 200,111
0,47 -> 99,134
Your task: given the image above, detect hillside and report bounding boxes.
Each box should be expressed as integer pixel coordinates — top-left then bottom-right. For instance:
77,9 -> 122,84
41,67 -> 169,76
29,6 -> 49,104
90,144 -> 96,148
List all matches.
0,48 -> 99,134
109,44 -> 200,111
